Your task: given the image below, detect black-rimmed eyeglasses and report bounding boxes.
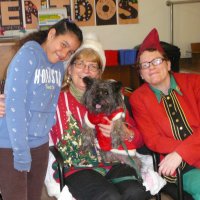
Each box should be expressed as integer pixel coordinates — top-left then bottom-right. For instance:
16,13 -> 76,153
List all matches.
139,57 -> 166,69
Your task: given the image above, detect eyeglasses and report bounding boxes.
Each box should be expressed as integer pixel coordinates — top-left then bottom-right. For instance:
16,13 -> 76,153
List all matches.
73,61 -> 100,72
139,57 -> 166,69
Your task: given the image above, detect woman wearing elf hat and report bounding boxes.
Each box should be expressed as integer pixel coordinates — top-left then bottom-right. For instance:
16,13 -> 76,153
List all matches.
130,28 -> 200,200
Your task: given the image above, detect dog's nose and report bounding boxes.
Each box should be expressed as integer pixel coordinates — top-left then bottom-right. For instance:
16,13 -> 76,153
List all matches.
94,97 -> 100,104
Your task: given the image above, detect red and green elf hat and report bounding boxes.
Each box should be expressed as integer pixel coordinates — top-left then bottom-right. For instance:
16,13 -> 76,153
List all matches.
137,28 -> 164,61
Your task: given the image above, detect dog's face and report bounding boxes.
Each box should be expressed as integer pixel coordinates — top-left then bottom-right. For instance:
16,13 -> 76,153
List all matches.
82,77 -> 124,115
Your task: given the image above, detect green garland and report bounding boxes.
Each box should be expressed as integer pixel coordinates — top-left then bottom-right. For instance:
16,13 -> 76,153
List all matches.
56,112 -> 98,168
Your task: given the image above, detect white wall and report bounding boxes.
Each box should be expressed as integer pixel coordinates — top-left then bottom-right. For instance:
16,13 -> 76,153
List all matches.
82,0 -> 200,58
172,1 -> 200,57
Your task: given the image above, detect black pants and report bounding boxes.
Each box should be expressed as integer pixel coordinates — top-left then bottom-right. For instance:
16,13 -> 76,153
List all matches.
65,164 -> 151,200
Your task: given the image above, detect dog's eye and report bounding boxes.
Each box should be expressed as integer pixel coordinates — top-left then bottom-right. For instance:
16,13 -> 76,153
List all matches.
103,90 -> 108,95
97,89 -> 107,96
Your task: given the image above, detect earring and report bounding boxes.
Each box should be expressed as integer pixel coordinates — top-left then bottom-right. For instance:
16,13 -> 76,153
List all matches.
63,74 -> 72,87
66,75 -> 71,85
61,74 -> 72,90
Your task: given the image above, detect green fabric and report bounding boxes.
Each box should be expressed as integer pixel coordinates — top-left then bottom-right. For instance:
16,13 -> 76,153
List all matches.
69,82 -> 84,102
121,142 -> 142,181
183,168 -> 200,200
57,112 -> 99,168
110,175 -> 138,184
93,167 -> 108,176
150,74 -> 182,102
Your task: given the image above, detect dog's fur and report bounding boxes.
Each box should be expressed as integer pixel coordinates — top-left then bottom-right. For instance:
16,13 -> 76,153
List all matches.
81,77 -> 141,169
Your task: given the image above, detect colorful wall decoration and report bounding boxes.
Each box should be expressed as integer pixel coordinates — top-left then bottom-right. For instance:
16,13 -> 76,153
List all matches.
0,0 -> 138,31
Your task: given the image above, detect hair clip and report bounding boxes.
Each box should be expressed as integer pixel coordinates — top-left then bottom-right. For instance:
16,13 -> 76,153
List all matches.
65,18 -> 74,23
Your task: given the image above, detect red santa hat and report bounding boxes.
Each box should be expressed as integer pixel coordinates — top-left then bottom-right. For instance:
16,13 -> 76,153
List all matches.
137,28 -> 164,61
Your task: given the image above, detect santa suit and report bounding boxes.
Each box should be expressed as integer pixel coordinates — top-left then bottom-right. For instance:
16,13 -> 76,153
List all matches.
84,107 -> 136,156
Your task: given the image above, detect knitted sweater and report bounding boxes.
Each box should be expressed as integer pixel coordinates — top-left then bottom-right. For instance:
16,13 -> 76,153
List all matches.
50,90 -> 144,177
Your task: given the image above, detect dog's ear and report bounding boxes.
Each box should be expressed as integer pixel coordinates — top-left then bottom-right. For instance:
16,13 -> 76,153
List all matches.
111,81 -> 123,93
83,77 -> 94,89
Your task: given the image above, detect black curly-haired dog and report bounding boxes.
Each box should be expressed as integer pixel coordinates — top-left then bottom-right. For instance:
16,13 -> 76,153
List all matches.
81,77 -> 141,170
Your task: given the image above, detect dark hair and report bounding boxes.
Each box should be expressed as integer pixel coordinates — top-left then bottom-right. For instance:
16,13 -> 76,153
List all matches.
135,48 -> 169,70
14,18 -> 83,51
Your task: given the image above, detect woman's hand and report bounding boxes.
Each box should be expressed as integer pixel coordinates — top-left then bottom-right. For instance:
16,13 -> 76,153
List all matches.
98,117 -> 113,137
98,118 -> 134,140
0,94 -> 5,117
158,151 -> 182,176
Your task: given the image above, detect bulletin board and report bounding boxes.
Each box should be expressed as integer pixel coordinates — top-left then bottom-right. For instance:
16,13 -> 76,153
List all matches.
0,0 -> 138,31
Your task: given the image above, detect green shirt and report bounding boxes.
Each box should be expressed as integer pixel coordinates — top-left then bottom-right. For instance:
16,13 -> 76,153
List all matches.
150,74 -> 182,102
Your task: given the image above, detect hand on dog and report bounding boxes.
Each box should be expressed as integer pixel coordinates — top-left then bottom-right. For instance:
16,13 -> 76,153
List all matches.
122,124 -> 134,141
98,117 -> 113,138
98,117 -> 134,142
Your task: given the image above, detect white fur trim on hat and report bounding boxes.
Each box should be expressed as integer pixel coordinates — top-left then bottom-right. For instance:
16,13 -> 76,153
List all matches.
67,33 -> 106,71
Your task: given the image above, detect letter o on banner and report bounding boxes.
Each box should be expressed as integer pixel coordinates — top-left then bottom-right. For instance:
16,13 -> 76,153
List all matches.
96,0 -> 116,20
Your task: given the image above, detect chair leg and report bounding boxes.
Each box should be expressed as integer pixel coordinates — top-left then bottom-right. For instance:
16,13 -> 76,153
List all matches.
49,146 -> 65,191
57,162 -> 65,191
177,167 -> 184,200
152,152 -> 161,200
155,192 -> 161,200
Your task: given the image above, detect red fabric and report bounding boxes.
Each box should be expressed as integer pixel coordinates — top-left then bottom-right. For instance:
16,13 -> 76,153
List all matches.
105,50 -> 119,66
137,28 -> 164,60
86,108 -> 123,151
86,108 -> 140,151
50,91 -> 87,145
130,72 -> 200,168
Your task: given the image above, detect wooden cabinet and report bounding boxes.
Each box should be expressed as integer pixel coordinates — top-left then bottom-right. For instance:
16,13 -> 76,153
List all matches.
102,65 -> 140,90
0,39 -> 17,80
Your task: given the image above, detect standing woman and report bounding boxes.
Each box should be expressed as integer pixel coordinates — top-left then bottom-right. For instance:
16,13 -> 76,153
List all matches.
0,19 -> 82,200
130,28 -> 200,200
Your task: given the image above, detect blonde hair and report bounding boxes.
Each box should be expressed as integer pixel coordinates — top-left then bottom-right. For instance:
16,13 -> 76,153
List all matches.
62,48 -> 103,91
71,48 -> 102,66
